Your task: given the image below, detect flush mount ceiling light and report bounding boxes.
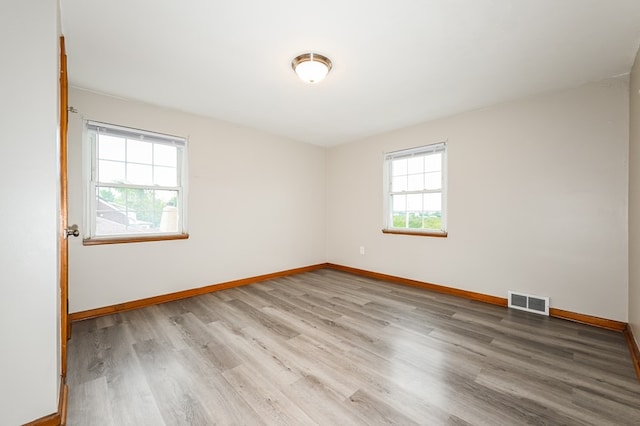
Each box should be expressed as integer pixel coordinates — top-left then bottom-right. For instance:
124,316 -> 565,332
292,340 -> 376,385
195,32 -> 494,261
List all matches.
291,53 -> 332,84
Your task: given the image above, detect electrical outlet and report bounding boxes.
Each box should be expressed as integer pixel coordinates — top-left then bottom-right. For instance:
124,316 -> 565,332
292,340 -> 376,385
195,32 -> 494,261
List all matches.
359,246 -> 365,255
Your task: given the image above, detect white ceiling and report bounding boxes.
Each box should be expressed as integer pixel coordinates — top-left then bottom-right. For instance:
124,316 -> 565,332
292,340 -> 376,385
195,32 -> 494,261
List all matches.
60,0 -> 640,147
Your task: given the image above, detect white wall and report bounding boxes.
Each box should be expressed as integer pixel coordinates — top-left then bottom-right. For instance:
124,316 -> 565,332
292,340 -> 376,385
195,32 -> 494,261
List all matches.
0,1 -> 60,424
629,48 -> 640,340
67,88 -> 326,313
327,79 -> 629,321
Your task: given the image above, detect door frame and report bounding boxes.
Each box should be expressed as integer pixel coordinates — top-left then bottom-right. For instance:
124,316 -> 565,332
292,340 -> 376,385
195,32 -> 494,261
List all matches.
59,35 -> 69,378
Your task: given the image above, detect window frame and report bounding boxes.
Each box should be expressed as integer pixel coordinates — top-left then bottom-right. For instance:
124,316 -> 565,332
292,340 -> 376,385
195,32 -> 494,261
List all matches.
382,142 -> 448,237
83,120 -> 189,245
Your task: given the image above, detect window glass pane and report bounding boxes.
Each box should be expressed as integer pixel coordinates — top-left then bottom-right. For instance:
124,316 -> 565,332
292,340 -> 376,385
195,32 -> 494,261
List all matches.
154,144 -> 177,167
424,192 -> 442,211
95,187 -> 180,236
392,214 -> 407,227
423,213 -> 442,230
98,160 -> 125,183
407,193 -> 423,211
425,171 -> 441,190
392,176 -> 407,192
425,153 -> 442,172
407,212 -> 423,228
156,190 -> 180,232
97,187 -> 120,207
127,163 -> 153,185
95,186 -> 139,236
391,193 -> 406,211
407,157 -> 424,174
154,166 -> 177,186
155,189 -> 178,204
98,135 -> 125,161
127,139 -> 152,164
392,159 -> 407,176
407,174 -> 424,191
391,194 -> 407,228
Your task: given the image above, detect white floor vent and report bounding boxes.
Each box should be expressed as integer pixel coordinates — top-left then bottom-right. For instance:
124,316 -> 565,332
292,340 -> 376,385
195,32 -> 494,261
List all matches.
508,291 -> 549,316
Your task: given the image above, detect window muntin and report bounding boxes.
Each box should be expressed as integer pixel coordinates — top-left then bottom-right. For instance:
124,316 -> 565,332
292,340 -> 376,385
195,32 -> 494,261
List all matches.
384,142 -> 446,234
86,121 -> 187,240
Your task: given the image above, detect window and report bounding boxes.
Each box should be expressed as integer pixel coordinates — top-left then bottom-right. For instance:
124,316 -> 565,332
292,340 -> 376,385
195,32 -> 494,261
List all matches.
84,121 -> 188,244
383,142 -> 447,237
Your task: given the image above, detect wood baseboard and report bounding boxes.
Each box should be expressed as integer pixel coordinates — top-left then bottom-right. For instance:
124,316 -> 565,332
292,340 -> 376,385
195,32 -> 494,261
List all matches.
549,307 -> 626,331
70,263 -> 329,322
23,379 -> 67,426
326,263 -> 508,307
325,263 -> 628,332
624,325 -> 640,382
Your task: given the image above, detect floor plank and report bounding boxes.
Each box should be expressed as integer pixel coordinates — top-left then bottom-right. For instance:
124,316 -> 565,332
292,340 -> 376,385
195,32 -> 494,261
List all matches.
67,269 -> 640,425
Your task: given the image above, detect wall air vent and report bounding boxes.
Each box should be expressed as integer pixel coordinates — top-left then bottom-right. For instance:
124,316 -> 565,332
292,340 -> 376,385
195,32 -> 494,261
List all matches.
508,291 -> 549,316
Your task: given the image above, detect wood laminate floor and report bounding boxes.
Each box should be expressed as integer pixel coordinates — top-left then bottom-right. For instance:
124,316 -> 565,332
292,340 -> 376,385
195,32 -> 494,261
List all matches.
67,269 -> 640,425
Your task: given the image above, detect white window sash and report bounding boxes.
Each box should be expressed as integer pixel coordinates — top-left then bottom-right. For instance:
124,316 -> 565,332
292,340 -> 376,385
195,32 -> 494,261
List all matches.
388,188 -> 442,196
87,121 -> 186,147
94,182 -> 182,192
85,121 -> 188,239
383,141 -> 447,231
384,142 -> 445,161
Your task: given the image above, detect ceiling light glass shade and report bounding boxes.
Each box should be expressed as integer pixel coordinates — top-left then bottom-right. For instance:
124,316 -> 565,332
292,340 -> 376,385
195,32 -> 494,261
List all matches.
292,53 -> 332,84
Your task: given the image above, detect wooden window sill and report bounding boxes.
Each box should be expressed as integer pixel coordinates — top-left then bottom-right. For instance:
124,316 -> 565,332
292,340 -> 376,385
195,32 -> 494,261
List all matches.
382,229 -> 448,238
83,233 -> 189,246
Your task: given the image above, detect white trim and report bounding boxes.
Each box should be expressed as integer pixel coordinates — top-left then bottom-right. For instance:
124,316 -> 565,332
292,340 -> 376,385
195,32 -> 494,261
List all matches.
84,121 -> 188,239
384,142 -> 446,161
87,120 -> 186,147
441,145 -> 448,231
95,182 -> 181,192
383,141 -> 447,232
